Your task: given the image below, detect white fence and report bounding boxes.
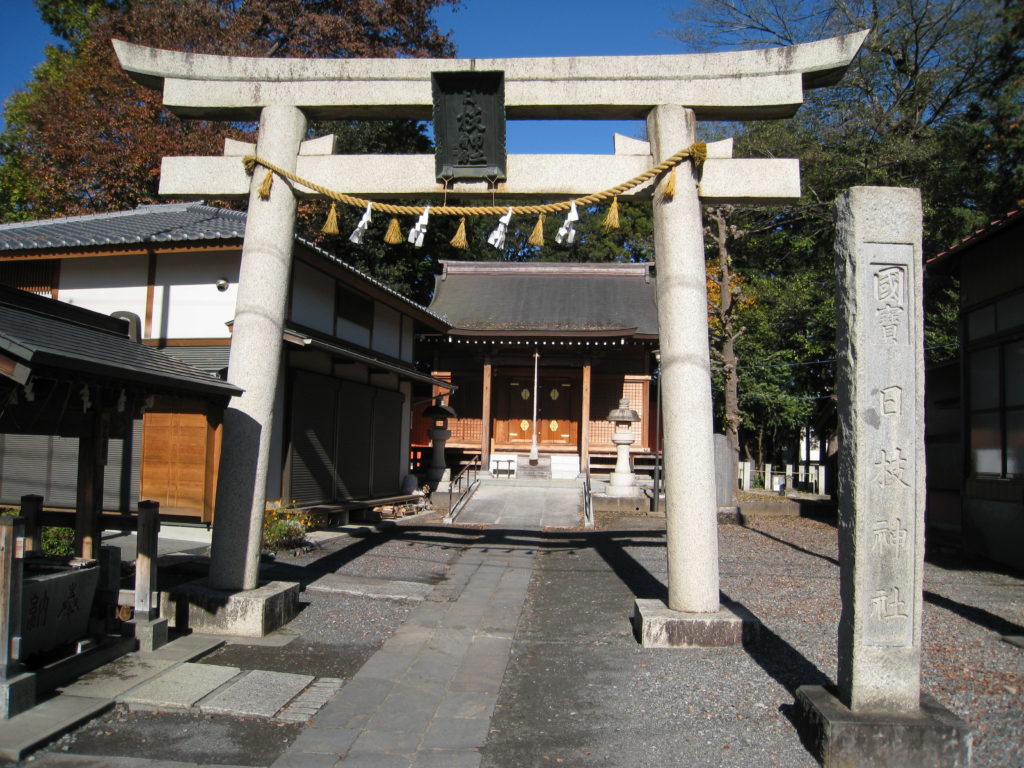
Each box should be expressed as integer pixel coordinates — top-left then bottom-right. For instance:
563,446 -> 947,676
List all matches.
737,461 -> 826,495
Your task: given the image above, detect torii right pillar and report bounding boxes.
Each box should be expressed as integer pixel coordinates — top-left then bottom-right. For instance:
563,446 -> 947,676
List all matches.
632,105 -> 757,647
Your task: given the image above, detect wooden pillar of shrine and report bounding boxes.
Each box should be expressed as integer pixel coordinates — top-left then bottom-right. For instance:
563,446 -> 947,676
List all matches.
581,362 -> 592,472
481,358 -> 493,472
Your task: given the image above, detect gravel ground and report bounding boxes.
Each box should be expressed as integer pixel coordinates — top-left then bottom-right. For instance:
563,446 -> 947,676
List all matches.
483,513 -> 1024,768
17,512 -> 1023,767
198,517 -> 473,678
25,513 -> 477,767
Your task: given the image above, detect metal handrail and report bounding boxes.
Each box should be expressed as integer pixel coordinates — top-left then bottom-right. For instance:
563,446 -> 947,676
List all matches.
583,463 -> 594,528
446,454 -> 481,522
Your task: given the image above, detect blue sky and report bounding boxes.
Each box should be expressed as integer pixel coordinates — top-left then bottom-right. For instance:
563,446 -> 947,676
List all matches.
0,0 -> 690,152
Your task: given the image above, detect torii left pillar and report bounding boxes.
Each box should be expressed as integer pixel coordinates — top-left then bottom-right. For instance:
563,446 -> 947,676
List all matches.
209,105 -> 306,591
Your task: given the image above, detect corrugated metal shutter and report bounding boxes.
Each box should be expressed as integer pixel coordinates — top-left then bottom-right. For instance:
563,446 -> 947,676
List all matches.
336,381 -> 373,500
289,371 -> 340,505
371,390 -> 403,496
1,425 -> 141,512
156,346 -> 230,375
103,420 -> 141,512
287,372 -> 408,504
0,434 -> 77,507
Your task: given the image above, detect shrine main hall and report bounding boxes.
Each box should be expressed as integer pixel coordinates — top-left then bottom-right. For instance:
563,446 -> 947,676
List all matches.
417,260 -> 658,476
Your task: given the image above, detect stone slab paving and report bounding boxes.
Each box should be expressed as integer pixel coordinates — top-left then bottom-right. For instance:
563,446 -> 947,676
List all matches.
200,669 -> 315,718
456,485 -> 580,529
277,677 -> 345,723
274,542 -> 536,768
0,696 -> 114,761
122,663 -> 241,710
305,573 -> 435,602
23,757 -> 253,768
59,656 -> 177,700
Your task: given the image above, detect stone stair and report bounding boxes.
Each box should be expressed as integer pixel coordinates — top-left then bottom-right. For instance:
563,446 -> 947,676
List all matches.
516,455 -> 551,479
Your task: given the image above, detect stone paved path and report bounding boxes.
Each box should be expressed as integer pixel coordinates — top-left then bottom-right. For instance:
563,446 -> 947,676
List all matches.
274,540 -> 536,768
455,484 -> 580,529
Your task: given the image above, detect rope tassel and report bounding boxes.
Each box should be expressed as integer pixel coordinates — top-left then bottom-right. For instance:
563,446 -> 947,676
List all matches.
257,170 -> 274,200
528,214 -> 545,247
602,197 -> 620,229
384,217 -> 403,244
321,202 -> 340,235
662,168 -> 677,200
450,217 -> 468,249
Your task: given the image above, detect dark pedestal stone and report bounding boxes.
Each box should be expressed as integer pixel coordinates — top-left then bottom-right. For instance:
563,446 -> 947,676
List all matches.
796,685 -> 972,768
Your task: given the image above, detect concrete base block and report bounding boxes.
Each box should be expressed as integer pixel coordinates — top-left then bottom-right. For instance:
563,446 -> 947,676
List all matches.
166,579 -> 299,638
592,494 -> 649,515
717,506 -> 741,524
796,685 -> 972,768
0,673 -> 35,720
605,482 -> 642,499
632,598 -> 759,648
128,618 -> 169,652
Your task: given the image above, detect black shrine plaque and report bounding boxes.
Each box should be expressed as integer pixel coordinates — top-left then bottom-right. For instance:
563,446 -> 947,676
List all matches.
432,71 -> 506,183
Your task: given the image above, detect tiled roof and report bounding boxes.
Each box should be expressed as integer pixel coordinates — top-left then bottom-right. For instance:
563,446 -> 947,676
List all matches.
0,202 -> 445,324
428,261 -> 659,337
927,208 -> 1023,268
0,202 -> 246,250
0,284 -> 241,399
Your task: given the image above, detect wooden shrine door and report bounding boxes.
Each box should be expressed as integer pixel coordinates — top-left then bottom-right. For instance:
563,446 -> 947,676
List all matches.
536,377 -> 577,446
495,373 -> 578,448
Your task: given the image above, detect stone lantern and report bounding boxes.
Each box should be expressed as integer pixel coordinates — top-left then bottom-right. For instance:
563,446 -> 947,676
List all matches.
423,397 -> 456,492
606,397 -> 641,498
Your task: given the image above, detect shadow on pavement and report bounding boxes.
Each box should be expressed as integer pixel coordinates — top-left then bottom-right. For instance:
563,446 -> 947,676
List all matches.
923,590 -> 1024,636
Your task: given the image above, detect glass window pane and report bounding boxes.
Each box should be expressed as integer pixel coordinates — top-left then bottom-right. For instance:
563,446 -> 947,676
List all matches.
968,305 -> 996,340
1005,340 -> 1024,407
969,347 -> 1000,410
997,294 -> 1024,332
1007,410 -> 1024,476
971,411 -> 1002,475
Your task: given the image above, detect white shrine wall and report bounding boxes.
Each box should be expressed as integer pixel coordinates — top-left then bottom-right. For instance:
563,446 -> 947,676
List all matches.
58,254 -> 149,321
152,250 -> 239,339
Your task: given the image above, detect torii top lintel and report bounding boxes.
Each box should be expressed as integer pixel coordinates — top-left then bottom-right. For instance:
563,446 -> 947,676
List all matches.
113,31 -> 867,122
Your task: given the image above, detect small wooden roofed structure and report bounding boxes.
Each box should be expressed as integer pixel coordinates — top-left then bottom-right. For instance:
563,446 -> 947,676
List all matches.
0,283 -> 239,557
419,260 -> 659,474
0,202 -> 451,519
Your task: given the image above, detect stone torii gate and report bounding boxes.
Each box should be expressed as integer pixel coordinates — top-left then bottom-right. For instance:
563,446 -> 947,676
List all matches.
115,32 -> 866,642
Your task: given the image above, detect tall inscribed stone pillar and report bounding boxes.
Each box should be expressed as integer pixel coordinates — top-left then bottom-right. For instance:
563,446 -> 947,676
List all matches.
796,187 -> 971,768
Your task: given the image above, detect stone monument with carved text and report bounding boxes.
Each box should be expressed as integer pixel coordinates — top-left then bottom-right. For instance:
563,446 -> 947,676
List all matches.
796,187 -> 972,767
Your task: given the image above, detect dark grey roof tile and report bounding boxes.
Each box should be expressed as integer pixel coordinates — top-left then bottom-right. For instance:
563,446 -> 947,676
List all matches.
0,285 -> 240,398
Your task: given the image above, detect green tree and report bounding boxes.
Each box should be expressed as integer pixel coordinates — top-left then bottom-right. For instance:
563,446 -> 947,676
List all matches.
667,0 -> 1023,464
0,0 -> 459,223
